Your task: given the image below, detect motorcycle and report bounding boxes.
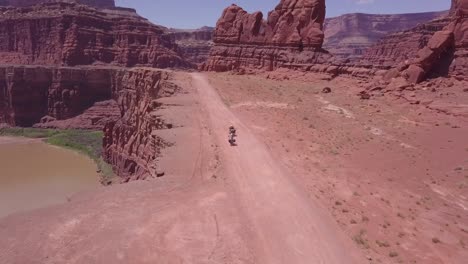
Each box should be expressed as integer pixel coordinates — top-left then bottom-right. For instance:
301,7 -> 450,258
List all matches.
228,129 -> 237,146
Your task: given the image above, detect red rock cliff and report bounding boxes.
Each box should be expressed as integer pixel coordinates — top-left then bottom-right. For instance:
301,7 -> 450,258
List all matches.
361,16 -> 451,68
204,0 -> 331,72
399,0 -> 468,83
324,11 -> 447,61
0,65 -> 175,181
0,66 -> 116,126
0,0 -> 115,8
103,69 -> 178,181
168,27 -> 214,64
0,1 -> 190,68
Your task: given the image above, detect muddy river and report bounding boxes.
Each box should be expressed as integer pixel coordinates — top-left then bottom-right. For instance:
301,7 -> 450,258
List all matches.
0,137 -> 100,219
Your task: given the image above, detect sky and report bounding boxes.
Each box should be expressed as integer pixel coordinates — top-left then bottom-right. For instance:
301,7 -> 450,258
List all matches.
115,0 -> 451,29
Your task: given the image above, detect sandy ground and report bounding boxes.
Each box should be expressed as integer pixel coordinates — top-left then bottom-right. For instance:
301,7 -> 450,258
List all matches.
0,136 -> 40,145
206,71 -> 468,264
1,71 -> 466,263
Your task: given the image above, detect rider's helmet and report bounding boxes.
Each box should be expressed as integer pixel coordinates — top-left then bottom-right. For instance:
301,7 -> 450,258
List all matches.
229,125 -> 235,130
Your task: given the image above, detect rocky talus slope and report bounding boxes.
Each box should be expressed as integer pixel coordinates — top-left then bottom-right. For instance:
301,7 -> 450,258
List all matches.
324,11 -> 447,61
0,1 -> 189,68
361,17 -> 451,68
395,0 -> 468,83
203,0 -> 331,72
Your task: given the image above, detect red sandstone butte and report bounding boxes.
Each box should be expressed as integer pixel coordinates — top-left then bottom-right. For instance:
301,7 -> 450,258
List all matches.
203,0 -> 331,72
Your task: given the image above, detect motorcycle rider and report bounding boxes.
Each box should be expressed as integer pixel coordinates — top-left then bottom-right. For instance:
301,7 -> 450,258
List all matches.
228,125 -> 237,145
229,125 -> 236,136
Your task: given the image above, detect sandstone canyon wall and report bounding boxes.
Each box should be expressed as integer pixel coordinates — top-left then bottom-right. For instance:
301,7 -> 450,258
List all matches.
0,0 -> 115,8
361,16 -> 451,68
397,0 -> 468,83
0,66 -> 115,127
168,27 -> 214,64
103,69 -> 177,181
0,0 -> 193,181
324,11 -> 447,61
203,0 -> 331,72
0,65 -> 175,181
0,1 -> 189,68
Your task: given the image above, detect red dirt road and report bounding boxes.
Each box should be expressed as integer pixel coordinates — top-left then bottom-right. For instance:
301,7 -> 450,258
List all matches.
192,73 -> 364,263
0,72 -> 364,264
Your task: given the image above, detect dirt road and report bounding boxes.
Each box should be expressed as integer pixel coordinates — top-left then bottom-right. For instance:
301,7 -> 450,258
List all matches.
192,73 -> 363,264
0,73 -> 364,264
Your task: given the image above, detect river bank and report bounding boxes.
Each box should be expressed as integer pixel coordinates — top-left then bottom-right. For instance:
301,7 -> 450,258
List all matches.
0,127 -> 115,184
0,136 -> 101,218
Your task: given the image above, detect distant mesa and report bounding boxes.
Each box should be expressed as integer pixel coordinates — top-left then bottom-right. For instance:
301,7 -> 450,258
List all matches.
0,0 -> 115,8
167,27 -> 214,64
323,11 -> 448,61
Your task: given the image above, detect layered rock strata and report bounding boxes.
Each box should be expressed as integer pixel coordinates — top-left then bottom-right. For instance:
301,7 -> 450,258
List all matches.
0,1 -> 189,68
400,0 -> 468,83
102,68 -> 178,181
168,27 -> 214,64
324,11 -> 447,61
0,65 -> 176,181
204,0 -> 330,72
361,17 -> 451,68
0,0 -> 115,8
0,66 -> 114,126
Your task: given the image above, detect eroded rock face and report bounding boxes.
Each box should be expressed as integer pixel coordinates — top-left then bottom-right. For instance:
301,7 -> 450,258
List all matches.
204,0 -> 330,72
168,27 -> 214,64
0,66 -> 115,126
0,65 -> 175,181
399,0 -> 468,83
0,1 -> 190,68
361,17 -> 451,68
450,0 -> 468,75
103,69 -> 178,181
0,0 -> 115,8
324,11 -> 447,61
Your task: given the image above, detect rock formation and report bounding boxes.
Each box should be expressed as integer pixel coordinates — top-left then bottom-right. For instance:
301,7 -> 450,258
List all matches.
0,0 -> 115,8
0,65 -> 176,181
34,100 -> 121,130
361,17 -> 451,68
0,1 -> 190,68
204,0 -> 331,72
0,0 -> 193,182
103,68 -> 178,181
168,27 -> 214,64
399,0 -> 467,83
0,66 -> 115,127
324,11 -> 447,61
